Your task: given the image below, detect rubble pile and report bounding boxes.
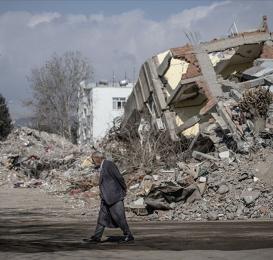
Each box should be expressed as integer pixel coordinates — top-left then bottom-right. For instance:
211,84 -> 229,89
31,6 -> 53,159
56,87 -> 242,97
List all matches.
1,126 -> 273,222
0,127 -> 100,209
100,99 -> 273,221
101,120 -> 187,175
125,147 -> 273,221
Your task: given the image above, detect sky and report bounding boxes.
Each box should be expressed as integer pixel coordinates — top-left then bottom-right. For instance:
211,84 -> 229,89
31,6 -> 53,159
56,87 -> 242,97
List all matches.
0,0 -> 273,119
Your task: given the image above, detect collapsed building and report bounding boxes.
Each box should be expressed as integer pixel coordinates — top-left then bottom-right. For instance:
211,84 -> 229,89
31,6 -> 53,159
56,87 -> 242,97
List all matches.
121,16 -> 273,154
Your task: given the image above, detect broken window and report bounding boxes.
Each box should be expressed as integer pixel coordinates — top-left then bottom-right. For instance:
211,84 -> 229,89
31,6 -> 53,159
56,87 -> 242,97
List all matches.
113,97 -> 126,110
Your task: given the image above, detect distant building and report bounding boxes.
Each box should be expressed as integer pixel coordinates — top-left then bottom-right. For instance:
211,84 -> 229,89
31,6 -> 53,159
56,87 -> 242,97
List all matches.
78,80 -> 133,145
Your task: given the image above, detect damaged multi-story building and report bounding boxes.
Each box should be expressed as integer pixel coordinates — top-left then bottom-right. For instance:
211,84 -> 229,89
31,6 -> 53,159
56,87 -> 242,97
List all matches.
121,16 -> 273,154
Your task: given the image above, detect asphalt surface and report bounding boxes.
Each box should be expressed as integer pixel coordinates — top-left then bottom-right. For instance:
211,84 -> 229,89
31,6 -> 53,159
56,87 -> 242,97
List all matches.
0,186 -> 273,260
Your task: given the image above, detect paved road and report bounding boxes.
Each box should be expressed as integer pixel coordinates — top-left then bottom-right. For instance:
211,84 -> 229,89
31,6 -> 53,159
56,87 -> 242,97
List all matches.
0,186 -> 273,260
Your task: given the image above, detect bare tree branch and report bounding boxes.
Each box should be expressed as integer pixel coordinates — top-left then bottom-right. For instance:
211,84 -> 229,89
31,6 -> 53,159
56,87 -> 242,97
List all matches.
27,51 -> 93,142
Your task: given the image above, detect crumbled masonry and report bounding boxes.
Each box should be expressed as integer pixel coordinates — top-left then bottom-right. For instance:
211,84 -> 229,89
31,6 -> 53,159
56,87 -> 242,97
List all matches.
0,127 -> 101,216
2,126 -> 273,221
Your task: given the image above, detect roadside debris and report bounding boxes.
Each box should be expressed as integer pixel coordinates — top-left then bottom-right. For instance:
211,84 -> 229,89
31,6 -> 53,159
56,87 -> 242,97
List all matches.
1,127 -> 273,221
0,127 -> 100,211
124,147 -> 273,221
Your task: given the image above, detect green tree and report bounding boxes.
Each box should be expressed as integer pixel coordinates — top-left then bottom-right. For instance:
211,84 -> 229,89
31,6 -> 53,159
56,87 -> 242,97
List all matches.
0,94 -> 12,139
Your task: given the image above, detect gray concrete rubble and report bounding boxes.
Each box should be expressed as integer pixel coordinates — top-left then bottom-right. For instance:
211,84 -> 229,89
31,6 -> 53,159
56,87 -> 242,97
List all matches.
125,144 -> 273,221
121,16 -> 273,156
0,127 -> 101,213
2,127 -> 273,222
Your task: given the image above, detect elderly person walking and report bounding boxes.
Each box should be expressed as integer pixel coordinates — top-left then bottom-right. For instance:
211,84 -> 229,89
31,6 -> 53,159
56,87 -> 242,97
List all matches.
83,151 -> 134,243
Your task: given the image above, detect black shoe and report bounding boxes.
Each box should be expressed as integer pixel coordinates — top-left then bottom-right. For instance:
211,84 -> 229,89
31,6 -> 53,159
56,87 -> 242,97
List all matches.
119,234 -> 134,244
82,237 -> 101,244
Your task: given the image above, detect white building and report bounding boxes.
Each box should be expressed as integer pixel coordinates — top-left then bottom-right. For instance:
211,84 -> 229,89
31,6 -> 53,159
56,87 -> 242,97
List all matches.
78,80 -> 133,144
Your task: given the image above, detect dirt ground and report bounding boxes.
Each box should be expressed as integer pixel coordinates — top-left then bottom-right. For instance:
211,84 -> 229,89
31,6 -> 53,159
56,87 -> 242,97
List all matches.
1,185 -> 273,260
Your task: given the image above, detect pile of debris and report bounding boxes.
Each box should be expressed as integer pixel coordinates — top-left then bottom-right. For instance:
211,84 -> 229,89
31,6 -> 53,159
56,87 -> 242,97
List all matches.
1,125 -> 273,222
0,127 -> 100,211
99,104 -> 273,221
125,146 -> 273,221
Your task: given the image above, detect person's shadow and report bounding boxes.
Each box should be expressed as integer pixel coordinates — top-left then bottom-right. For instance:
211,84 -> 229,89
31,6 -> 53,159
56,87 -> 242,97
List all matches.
102,236 -> 133,243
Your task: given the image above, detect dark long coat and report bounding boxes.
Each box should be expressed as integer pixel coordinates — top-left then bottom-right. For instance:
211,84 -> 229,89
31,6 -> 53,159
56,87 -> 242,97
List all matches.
97,160 -> 127,228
